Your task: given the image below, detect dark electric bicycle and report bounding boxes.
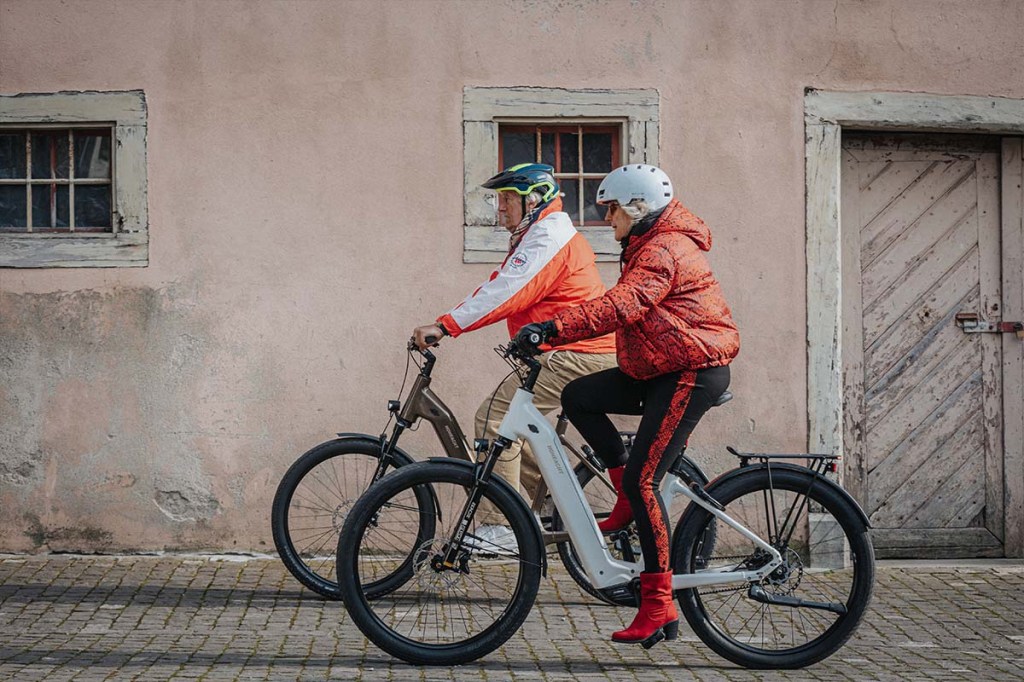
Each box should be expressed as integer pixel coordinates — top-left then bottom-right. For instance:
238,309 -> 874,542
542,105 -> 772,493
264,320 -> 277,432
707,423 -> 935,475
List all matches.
271,339 -> 717,601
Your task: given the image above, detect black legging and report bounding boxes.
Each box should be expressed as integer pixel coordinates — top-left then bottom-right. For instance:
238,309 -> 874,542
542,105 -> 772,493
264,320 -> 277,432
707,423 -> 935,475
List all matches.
561,365 -> 730,573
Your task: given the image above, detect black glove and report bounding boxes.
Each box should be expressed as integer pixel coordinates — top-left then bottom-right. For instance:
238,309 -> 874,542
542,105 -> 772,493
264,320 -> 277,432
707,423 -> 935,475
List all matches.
513,320 -> 558,355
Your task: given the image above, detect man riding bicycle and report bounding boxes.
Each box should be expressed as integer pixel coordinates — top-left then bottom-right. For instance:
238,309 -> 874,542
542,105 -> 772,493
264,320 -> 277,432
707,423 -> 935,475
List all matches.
412,163 -> 616,551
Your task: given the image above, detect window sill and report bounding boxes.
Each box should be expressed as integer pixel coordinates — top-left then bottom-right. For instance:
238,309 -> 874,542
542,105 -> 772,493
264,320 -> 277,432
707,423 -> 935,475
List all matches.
0,231 -> 148,267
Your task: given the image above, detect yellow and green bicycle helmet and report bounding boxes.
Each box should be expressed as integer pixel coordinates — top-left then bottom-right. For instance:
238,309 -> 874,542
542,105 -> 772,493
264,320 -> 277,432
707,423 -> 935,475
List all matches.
481,163 -> 559,203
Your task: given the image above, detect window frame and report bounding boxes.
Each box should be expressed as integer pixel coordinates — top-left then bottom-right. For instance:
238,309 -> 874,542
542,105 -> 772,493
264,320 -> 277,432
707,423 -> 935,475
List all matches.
0,90 -> 148,268
463,86 -> 659,263
497,122 -> 623,227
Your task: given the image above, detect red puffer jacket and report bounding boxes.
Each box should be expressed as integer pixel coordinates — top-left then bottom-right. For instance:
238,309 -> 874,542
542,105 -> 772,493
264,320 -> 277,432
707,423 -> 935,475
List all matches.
551,199 -> 739,380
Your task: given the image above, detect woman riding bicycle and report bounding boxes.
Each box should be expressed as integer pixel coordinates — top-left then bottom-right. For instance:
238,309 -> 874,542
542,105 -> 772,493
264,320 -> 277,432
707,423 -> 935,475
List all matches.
515,164 -> 740,647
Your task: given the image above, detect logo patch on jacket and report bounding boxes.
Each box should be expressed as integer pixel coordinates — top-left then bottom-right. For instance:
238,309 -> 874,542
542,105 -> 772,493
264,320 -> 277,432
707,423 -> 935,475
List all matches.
510,252 -> 529,269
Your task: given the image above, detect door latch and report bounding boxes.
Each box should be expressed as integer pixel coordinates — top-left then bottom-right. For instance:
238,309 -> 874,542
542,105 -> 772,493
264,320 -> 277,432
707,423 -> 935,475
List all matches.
955,312 -> 1024,338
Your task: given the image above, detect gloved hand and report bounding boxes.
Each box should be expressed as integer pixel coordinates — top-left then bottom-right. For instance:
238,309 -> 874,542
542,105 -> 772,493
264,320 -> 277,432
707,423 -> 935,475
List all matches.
512,320 -> 558,355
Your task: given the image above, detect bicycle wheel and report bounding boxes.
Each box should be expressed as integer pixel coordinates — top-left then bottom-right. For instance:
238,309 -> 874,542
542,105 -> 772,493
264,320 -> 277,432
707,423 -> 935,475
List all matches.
673,465 -> 874,669
337,460 -> 543,666
552,456 -> 711,606
271,437 -> 419,598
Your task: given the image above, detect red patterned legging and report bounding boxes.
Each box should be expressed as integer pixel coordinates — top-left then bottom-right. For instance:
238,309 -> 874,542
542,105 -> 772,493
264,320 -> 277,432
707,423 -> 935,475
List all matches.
561,365 -> 731,573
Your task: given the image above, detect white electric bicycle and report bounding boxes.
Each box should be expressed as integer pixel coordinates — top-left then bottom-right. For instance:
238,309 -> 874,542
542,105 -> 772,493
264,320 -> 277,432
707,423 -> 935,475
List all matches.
336,337 -> 875,669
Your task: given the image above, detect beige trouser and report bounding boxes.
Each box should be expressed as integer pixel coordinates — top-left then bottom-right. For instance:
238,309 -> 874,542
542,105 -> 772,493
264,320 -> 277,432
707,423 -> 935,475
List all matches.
475,349 -> 618,525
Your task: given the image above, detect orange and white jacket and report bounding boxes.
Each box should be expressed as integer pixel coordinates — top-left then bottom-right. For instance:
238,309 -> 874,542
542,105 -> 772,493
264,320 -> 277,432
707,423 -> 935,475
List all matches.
437,200 -> 616,355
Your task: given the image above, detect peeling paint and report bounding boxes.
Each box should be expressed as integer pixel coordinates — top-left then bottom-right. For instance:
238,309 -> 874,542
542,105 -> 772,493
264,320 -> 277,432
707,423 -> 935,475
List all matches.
153,488 -> 221,522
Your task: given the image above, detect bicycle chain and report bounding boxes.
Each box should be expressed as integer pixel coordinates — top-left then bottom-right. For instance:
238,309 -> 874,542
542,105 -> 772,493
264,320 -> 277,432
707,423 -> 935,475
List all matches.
691,554 -> 777,596
694,551 -> 805,596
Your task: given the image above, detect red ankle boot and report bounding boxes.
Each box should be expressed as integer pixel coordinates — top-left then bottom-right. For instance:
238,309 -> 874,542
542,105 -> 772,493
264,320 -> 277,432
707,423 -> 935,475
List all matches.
612,571 -> 679,648
598,466 -> 633,532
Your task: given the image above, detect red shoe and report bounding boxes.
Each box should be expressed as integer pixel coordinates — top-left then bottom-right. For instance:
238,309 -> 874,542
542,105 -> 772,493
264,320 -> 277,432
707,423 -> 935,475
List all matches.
598,466 -> 633,532
612,571 -> 679,648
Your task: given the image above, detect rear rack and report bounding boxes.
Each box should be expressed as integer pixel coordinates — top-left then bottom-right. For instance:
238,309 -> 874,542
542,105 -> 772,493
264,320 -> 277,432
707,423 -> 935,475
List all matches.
726,446 -> 840,474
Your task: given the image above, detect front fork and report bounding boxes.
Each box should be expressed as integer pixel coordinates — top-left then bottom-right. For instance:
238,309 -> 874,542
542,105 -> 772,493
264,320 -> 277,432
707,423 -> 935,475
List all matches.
436,437 -> 511,569
367,422 -> 408,527
370,422 -> 406,483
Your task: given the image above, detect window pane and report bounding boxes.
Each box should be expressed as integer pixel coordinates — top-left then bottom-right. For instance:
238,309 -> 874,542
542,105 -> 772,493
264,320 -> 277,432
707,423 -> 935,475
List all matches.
75,184 -> 112,229
561,179 -> 579,224
583,132 -> 613,173
0,133 -> 27,179
584,178 -> 607,223
540,132 -> 555,167
32,185 -> 70,229
31,132 -> 70,179
501,131 -> 534,168
0,185 -> 27,230
74,130 -> 112,179
558,132 -> 579,173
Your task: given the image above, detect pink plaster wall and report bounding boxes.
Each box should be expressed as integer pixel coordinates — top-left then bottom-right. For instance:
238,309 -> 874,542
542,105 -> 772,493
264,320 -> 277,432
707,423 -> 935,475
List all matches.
1,0 -> 1023,551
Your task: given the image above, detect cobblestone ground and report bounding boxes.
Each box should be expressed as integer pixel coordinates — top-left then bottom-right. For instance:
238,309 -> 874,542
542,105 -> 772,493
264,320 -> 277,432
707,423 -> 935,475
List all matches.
0,555 -> 1021,681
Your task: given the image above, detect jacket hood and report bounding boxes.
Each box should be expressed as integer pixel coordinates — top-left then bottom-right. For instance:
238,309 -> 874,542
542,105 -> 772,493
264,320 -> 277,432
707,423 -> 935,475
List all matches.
655,198 -> 711,250
624,198 -> 711,258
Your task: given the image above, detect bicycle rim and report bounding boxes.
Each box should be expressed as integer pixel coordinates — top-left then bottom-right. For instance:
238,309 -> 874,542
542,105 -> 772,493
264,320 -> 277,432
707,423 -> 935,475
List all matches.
338,462 -> 542,665
272,439 -> 413,598
675,467 -> 874,669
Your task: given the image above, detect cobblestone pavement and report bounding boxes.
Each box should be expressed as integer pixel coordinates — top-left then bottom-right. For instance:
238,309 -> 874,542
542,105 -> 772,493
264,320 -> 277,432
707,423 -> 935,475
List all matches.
0,555 -> 1022,681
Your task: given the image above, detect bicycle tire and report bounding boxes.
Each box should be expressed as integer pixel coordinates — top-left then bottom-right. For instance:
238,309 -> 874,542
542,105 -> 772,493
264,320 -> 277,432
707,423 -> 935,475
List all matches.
337,460 -> 543,666
551,455 -> 712,606
673,465 -> 874,669
271,437 -> 424,598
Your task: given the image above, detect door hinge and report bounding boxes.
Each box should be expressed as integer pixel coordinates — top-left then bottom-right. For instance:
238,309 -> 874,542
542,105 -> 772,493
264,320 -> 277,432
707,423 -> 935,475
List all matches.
955,312 -> 1024,337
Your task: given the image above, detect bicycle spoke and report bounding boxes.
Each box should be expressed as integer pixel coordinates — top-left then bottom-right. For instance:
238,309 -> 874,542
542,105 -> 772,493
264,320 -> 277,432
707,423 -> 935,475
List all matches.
342,466 -> 540,655
681,468 -> 871,665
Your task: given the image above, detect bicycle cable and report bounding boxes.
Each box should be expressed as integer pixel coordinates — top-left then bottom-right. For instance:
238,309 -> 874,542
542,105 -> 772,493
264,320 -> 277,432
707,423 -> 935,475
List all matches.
379,345 -> 416,435
481,358 -> 521,463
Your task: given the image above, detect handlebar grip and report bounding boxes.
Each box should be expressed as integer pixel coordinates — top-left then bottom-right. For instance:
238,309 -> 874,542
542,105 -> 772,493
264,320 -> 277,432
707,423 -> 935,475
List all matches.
424,335 -> 439,345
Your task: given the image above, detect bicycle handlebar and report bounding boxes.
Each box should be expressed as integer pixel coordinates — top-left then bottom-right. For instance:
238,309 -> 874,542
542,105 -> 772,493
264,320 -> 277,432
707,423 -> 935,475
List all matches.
407,336 -> 438,375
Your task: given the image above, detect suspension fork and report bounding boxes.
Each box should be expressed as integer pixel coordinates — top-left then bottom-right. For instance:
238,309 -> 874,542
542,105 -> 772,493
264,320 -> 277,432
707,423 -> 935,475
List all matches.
438,437 -> 511,568
369,422 -> 407,483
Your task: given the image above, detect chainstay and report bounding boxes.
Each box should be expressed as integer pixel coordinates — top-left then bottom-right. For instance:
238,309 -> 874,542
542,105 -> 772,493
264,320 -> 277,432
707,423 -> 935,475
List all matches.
688,553 -> 762,595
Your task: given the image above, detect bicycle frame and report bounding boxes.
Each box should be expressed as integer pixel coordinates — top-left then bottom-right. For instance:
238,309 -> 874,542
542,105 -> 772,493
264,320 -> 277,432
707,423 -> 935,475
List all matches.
497,387 -> 785,591
392,367 -> 473,461
381,348 -> 619,542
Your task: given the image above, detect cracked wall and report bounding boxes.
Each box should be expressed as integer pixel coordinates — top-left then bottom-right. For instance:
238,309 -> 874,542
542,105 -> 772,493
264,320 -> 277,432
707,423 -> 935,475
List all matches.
2,0 -> 1024,552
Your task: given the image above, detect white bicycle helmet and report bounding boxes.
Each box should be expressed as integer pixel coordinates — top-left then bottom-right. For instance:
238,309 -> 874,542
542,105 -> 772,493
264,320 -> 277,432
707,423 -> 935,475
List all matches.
595,164 -> 673,212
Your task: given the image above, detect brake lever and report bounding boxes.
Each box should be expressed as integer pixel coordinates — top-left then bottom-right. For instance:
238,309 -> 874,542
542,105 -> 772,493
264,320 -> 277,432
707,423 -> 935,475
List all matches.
408,335 -> 441,354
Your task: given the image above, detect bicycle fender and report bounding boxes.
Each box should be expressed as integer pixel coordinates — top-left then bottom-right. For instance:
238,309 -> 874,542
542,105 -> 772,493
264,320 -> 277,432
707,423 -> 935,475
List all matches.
331,433 -> 416,465
671,462 -> 871,555
426,457 -> 548,576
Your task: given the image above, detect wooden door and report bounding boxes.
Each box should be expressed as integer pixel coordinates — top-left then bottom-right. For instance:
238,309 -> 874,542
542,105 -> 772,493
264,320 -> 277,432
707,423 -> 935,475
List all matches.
841,133 -> 1005,558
